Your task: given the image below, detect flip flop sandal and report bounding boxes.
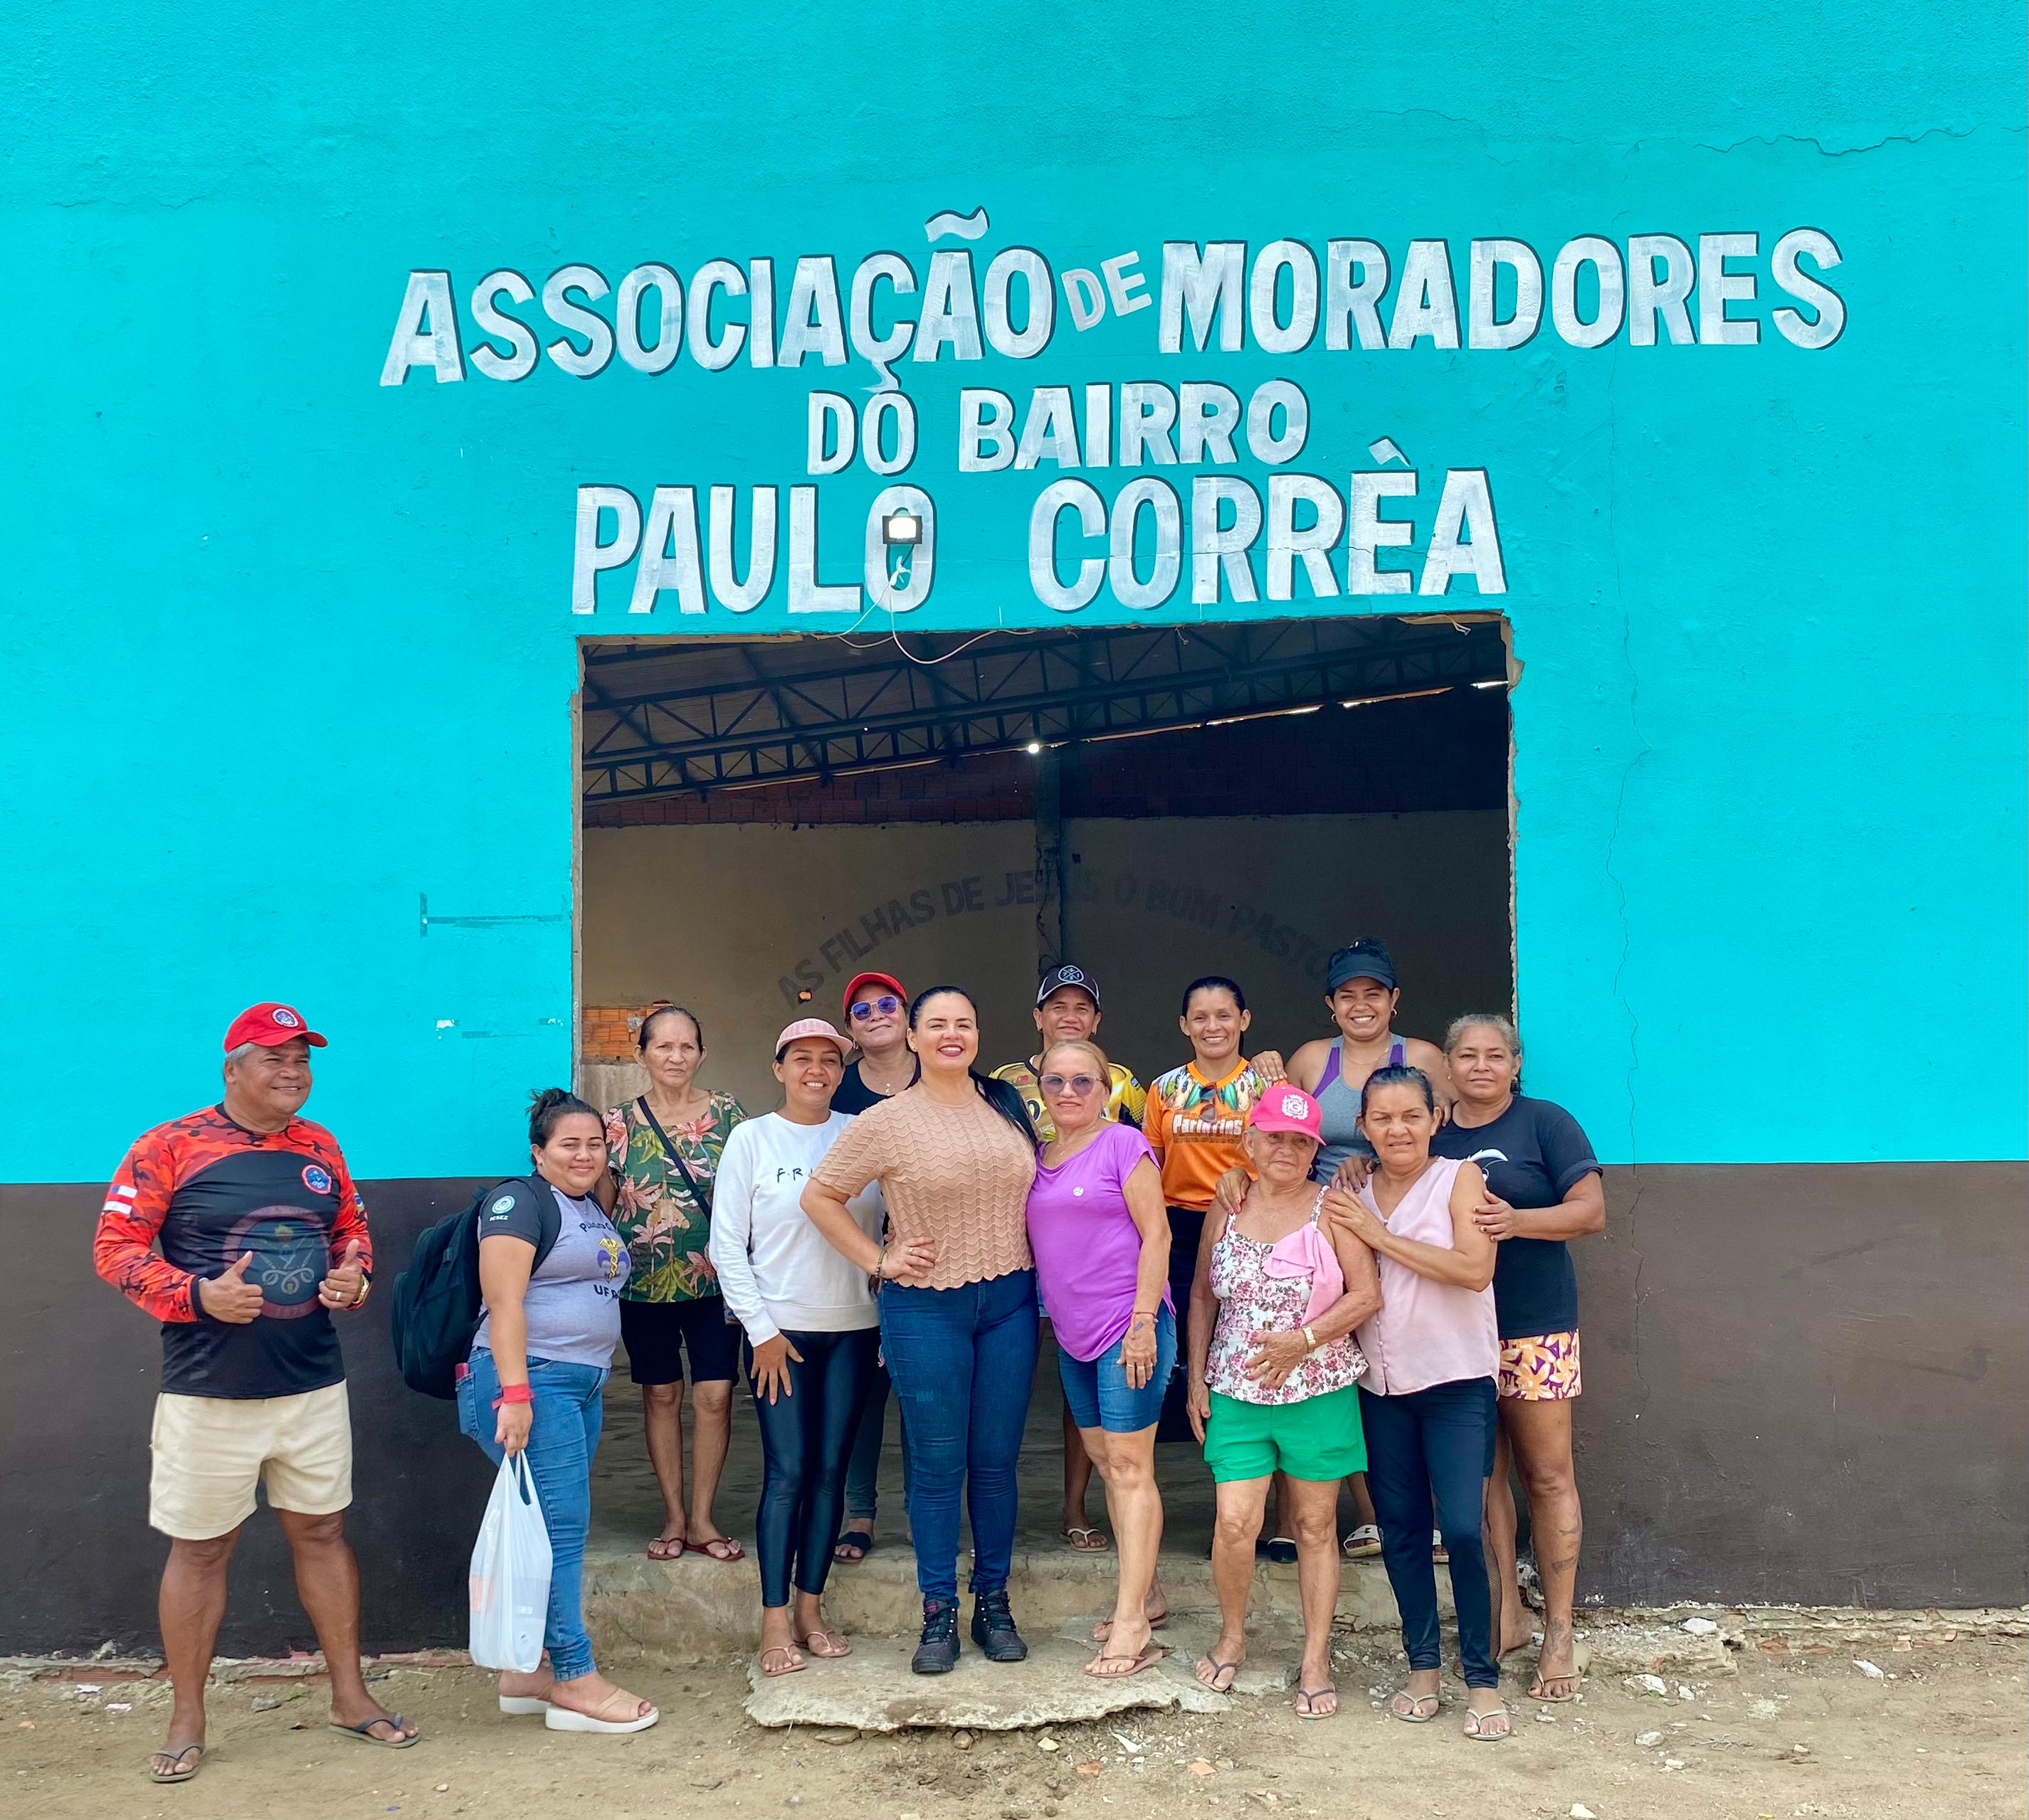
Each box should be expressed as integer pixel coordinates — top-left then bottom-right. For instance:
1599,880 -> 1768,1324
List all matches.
693,1537 -> 746,1562
329,1712 -> 420,1748
1193,1655 -> 1241,1693
1463,1705 -> 1513,1741
1342,1525 -> 1383,1558
1293,1686 -> 1339,1720
796,1628 -> 852,1658
1430,1529 -> 1449,1564
1387,1690 -> 1443,1723
1084,1644 -> 1166,1680
832,1529 -> 875,1562
497,1694 -> 552,1715
645,1535 -> 687,1561
1062,1527 -> 1111,1552
1263,1536 -> 1298,1565
758,1646 -> 806,1679
546,1699 -> 660,1733
148,1742 -> 206,1784
1529,1638 -> 1591,1701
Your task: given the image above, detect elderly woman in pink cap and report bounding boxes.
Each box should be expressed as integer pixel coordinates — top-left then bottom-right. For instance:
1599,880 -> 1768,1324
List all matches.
1184,1084 -> 1381,1720
708,1018 -> 917,1680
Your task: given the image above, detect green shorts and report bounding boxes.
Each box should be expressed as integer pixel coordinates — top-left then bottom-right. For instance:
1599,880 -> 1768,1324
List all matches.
1203,1384 -> 1367,1483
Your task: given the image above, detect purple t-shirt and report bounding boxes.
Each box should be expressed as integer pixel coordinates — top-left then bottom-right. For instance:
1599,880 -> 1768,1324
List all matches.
1026,1121 -> 1171,1362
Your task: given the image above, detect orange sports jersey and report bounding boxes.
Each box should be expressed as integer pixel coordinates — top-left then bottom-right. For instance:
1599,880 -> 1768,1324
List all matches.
1142,1059 -> 1270,1213
94,1106 -> 371,1400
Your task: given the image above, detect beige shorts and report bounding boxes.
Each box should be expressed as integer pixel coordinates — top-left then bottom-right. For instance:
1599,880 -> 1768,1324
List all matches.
149,1382 -> 353,1540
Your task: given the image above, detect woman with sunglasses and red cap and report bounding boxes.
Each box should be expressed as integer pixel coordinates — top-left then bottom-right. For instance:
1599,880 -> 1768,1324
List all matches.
828,973 -> 917,1562
1185,1084 -> 1381,1720
709,1018 -> 910,1679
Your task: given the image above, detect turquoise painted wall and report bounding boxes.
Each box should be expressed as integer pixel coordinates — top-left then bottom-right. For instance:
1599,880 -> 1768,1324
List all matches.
4,3 -> 2022,1177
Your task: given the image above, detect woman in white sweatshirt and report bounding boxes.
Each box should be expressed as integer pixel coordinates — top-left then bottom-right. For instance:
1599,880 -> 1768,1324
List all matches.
707,1017 -> 912,1677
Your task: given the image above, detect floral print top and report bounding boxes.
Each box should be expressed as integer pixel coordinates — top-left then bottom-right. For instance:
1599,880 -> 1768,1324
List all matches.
604,1092 -> 747,1303
1205,1197 -> 1367,1406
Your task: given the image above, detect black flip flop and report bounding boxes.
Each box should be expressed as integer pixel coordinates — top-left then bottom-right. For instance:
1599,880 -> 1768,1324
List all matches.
329,1712 -> 420,1749
1263,1536 -> 1298,1565
832,1528 -> 875,1562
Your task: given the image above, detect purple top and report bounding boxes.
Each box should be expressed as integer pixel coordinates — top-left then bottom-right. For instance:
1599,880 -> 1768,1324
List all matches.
1026,1121 -> 1170,1361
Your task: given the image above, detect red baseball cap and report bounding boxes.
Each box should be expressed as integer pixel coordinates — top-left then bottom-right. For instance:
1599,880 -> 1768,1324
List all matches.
223,1003 -> 329,1052
842,972 -> 907,1016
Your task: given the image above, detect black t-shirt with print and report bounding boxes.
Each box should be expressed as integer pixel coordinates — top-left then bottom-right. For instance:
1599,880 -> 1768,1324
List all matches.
1431,1094 -> 1600,1340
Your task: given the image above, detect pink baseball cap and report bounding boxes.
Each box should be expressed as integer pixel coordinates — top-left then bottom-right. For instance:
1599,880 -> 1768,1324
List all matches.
1250,1083 -> 1323,1141
774,1017 -> 853,1061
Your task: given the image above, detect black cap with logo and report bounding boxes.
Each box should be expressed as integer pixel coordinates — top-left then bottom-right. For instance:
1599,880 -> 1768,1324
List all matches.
1035,964 -> 1101,1010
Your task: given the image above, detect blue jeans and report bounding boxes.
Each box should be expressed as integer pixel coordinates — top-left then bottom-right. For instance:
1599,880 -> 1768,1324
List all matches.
1057,1305 -> 1177,1434
457,1348 -> 607,1681
878,1269 -> 1038,1601
1361,1375 -> 1500,1689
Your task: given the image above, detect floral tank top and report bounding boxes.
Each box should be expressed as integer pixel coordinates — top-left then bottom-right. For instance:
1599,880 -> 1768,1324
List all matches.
1206,1190 -> 1367,1406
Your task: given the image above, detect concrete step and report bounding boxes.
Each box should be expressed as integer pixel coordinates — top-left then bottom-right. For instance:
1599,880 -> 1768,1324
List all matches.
585,1530 -> 1427,1665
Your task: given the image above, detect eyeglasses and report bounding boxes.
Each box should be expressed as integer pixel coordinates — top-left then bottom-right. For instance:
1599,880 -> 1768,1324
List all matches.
1039,1073 -> 1102,1096
849,995 -> 902,1021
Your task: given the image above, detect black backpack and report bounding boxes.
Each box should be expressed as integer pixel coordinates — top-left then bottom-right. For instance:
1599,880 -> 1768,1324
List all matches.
389,1177 -> 562,1399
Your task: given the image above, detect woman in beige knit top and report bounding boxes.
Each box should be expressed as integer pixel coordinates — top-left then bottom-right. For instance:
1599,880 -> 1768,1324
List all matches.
801,987 -> 1038,1676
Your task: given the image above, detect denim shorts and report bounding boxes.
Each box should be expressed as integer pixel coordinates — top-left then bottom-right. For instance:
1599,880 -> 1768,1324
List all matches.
1057,1304 -> 1176,1434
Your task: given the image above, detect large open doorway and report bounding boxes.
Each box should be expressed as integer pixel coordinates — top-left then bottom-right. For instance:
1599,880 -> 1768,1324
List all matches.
571,613 -> 1514,1573
577,614 -> 1513,1113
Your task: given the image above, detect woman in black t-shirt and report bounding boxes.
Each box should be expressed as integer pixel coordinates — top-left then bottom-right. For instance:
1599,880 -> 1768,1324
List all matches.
1430,1015 -> 1604,1705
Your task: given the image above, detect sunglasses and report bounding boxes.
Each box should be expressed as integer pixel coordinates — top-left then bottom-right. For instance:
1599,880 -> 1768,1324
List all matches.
1040,1072 -> 1102,1096
849,995 -> 902,1021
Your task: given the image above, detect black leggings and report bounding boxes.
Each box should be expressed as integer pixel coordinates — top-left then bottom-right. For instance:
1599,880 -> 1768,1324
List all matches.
748,1327 -> 879,1608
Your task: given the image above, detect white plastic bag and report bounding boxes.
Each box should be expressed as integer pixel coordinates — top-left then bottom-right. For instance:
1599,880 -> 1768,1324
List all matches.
468,1452 -> 552,1671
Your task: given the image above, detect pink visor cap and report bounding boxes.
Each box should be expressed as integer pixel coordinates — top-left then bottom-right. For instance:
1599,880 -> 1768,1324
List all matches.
1250,1084 -> 1324,1142
774,1017 -> 853,1060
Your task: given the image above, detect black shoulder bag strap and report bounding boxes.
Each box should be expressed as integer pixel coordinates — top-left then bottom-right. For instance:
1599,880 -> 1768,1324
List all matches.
636,1097 -> 713,1215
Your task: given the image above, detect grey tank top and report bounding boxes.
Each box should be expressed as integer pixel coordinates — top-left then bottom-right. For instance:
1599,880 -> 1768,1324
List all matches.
1311,1036 -> 1405,1181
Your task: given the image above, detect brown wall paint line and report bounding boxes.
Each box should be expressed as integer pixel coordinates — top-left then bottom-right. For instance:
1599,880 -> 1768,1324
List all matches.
5,1163 -> 2023,1652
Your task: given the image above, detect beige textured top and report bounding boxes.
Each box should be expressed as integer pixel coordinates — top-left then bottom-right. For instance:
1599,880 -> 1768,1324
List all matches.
811,1087 -> 1037,1290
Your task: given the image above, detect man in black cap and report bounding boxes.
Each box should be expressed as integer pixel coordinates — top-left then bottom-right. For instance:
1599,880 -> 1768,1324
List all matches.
992,965 -> 1147,1143
992,966 -> 1148,1553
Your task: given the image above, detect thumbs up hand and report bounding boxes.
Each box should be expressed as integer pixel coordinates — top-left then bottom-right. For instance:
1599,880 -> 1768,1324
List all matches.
319,1237 -> 369,1311
201,1252 -> 267,1323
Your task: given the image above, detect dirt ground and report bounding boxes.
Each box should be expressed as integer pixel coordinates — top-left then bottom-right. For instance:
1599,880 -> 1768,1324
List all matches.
4,1626 -> 2023,1820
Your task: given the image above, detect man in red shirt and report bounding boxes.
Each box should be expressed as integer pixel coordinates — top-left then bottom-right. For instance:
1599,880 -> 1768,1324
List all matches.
94,1004 -> 419,1782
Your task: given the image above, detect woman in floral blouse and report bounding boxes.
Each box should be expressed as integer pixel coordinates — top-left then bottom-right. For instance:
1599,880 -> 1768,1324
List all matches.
605,1006 -> 748,1562
1184,1084 -> 1380,1720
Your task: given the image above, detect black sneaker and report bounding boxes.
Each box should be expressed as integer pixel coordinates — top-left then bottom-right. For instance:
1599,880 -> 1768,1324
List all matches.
911,1598 -> 960,1675
969,1587 -> 1028,1663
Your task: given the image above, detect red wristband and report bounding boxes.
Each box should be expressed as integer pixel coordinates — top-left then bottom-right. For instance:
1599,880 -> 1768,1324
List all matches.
492,1383 -> 533,1409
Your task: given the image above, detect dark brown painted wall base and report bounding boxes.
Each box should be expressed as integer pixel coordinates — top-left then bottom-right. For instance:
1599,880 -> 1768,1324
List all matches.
4,1164 -> 2023,1653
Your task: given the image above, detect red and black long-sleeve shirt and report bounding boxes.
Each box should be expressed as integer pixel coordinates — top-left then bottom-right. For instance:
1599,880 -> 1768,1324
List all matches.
93,1106 -> 373,1400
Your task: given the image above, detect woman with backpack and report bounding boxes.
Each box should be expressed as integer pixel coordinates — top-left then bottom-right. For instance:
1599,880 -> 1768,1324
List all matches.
455,1090 -> 657,1734
604,1007 -> 748,1563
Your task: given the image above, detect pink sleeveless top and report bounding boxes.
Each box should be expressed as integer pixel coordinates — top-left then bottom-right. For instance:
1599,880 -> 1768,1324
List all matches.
1353,1157 -> 1499,1396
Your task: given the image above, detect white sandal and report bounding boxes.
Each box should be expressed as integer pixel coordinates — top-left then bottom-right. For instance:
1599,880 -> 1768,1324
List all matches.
544,1700 -> 659,1734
